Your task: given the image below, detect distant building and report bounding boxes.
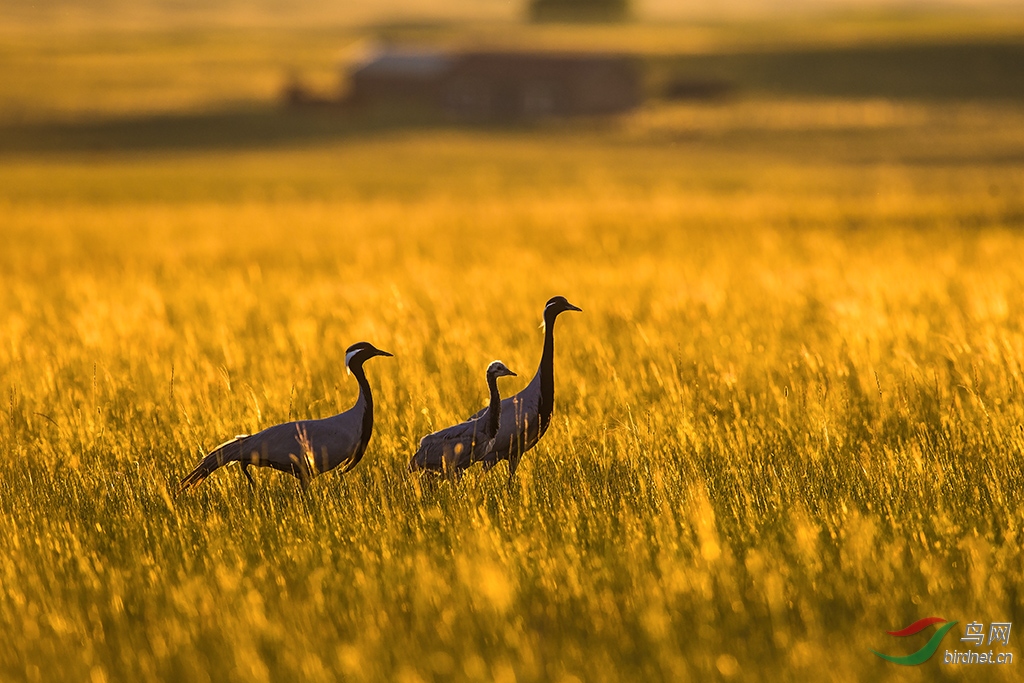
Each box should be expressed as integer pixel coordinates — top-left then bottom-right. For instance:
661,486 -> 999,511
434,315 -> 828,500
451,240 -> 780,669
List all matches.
529,0 -> 630,23
347,48 -> 641,120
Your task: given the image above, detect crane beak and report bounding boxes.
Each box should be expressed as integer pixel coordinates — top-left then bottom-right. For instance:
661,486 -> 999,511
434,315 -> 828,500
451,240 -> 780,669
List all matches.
376,349 -> 394,358
566,302 -> 582,312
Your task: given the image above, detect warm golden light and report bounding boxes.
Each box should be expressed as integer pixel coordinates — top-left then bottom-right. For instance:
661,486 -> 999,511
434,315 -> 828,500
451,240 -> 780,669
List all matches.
2,1 -> 1024,681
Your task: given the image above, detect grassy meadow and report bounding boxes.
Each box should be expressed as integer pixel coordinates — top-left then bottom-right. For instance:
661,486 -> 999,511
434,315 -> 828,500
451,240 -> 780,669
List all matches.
2,16 -> 1024,682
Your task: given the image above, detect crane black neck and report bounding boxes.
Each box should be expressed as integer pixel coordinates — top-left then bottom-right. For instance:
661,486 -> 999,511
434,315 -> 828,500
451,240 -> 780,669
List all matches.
485,372 -> 502,437
349,361 -> 371,399
346,360 -> 375,469
536,309 -> 560,429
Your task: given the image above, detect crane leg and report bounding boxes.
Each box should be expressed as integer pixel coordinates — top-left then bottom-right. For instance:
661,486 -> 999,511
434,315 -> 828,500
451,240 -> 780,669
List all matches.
240,462 -> 256,488
293,464 -> 311,493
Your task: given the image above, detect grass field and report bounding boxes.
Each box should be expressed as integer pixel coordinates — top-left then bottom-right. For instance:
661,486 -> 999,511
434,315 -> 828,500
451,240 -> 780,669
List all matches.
2,16 -> 1024,682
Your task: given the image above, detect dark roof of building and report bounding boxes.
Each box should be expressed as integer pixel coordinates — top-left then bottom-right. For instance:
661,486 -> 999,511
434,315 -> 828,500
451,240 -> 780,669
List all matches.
351,49 -> 453,80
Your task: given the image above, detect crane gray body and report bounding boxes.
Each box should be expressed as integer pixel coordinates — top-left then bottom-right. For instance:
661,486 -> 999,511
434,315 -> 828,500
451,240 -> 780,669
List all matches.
471,296 -> 581,480
178,341 -> 391,492
410,361 -> 516,476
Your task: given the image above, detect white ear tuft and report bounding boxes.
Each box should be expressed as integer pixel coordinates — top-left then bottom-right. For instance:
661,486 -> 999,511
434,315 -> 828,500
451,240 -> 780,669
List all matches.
345,348 -> 360,368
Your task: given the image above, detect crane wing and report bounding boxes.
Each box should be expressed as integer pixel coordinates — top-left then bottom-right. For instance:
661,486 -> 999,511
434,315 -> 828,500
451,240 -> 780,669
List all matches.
411,418 -> 486,473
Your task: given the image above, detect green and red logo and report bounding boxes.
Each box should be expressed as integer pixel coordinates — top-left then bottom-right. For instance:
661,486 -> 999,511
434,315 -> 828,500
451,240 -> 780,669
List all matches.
873,617 -> 959,665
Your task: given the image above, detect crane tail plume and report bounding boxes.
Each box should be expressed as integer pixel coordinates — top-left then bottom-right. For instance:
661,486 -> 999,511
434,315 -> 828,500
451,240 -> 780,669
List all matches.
177,454 -> 221,494
408,449 -> 442,473
177,437 -> 245,495
409,439 -> 461,476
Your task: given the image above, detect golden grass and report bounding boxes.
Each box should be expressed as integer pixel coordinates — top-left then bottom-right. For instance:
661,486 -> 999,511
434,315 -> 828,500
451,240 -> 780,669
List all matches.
2,22 -> 1024,682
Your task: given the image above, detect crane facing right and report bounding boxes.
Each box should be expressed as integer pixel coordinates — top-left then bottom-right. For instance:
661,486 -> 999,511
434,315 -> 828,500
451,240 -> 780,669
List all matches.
472,295 -> 582,481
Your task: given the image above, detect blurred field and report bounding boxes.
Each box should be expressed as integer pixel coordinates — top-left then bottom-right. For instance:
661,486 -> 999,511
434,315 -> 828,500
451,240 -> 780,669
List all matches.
3,14 -> 1024,123
3,16 -> 1024,683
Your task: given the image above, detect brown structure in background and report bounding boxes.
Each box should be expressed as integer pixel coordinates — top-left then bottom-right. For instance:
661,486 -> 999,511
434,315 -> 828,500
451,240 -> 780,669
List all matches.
347,49 -> 641,120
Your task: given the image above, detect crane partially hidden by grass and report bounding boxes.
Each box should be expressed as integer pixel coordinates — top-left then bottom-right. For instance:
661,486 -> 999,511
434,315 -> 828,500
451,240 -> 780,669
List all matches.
177,342 -> 392,492
409,360 -> 517,477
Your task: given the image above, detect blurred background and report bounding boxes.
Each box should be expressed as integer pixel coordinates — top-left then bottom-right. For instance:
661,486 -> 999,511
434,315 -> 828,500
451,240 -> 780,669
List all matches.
2,0 -> 1023,136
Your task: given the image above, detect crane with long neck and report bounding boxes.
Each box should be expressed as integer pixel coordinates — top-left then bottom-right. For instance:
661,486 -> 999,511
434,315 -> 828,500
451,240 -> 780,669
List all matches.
177,341 -> 392,492
474,295 -> 582,480
409,360 -> 517,476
